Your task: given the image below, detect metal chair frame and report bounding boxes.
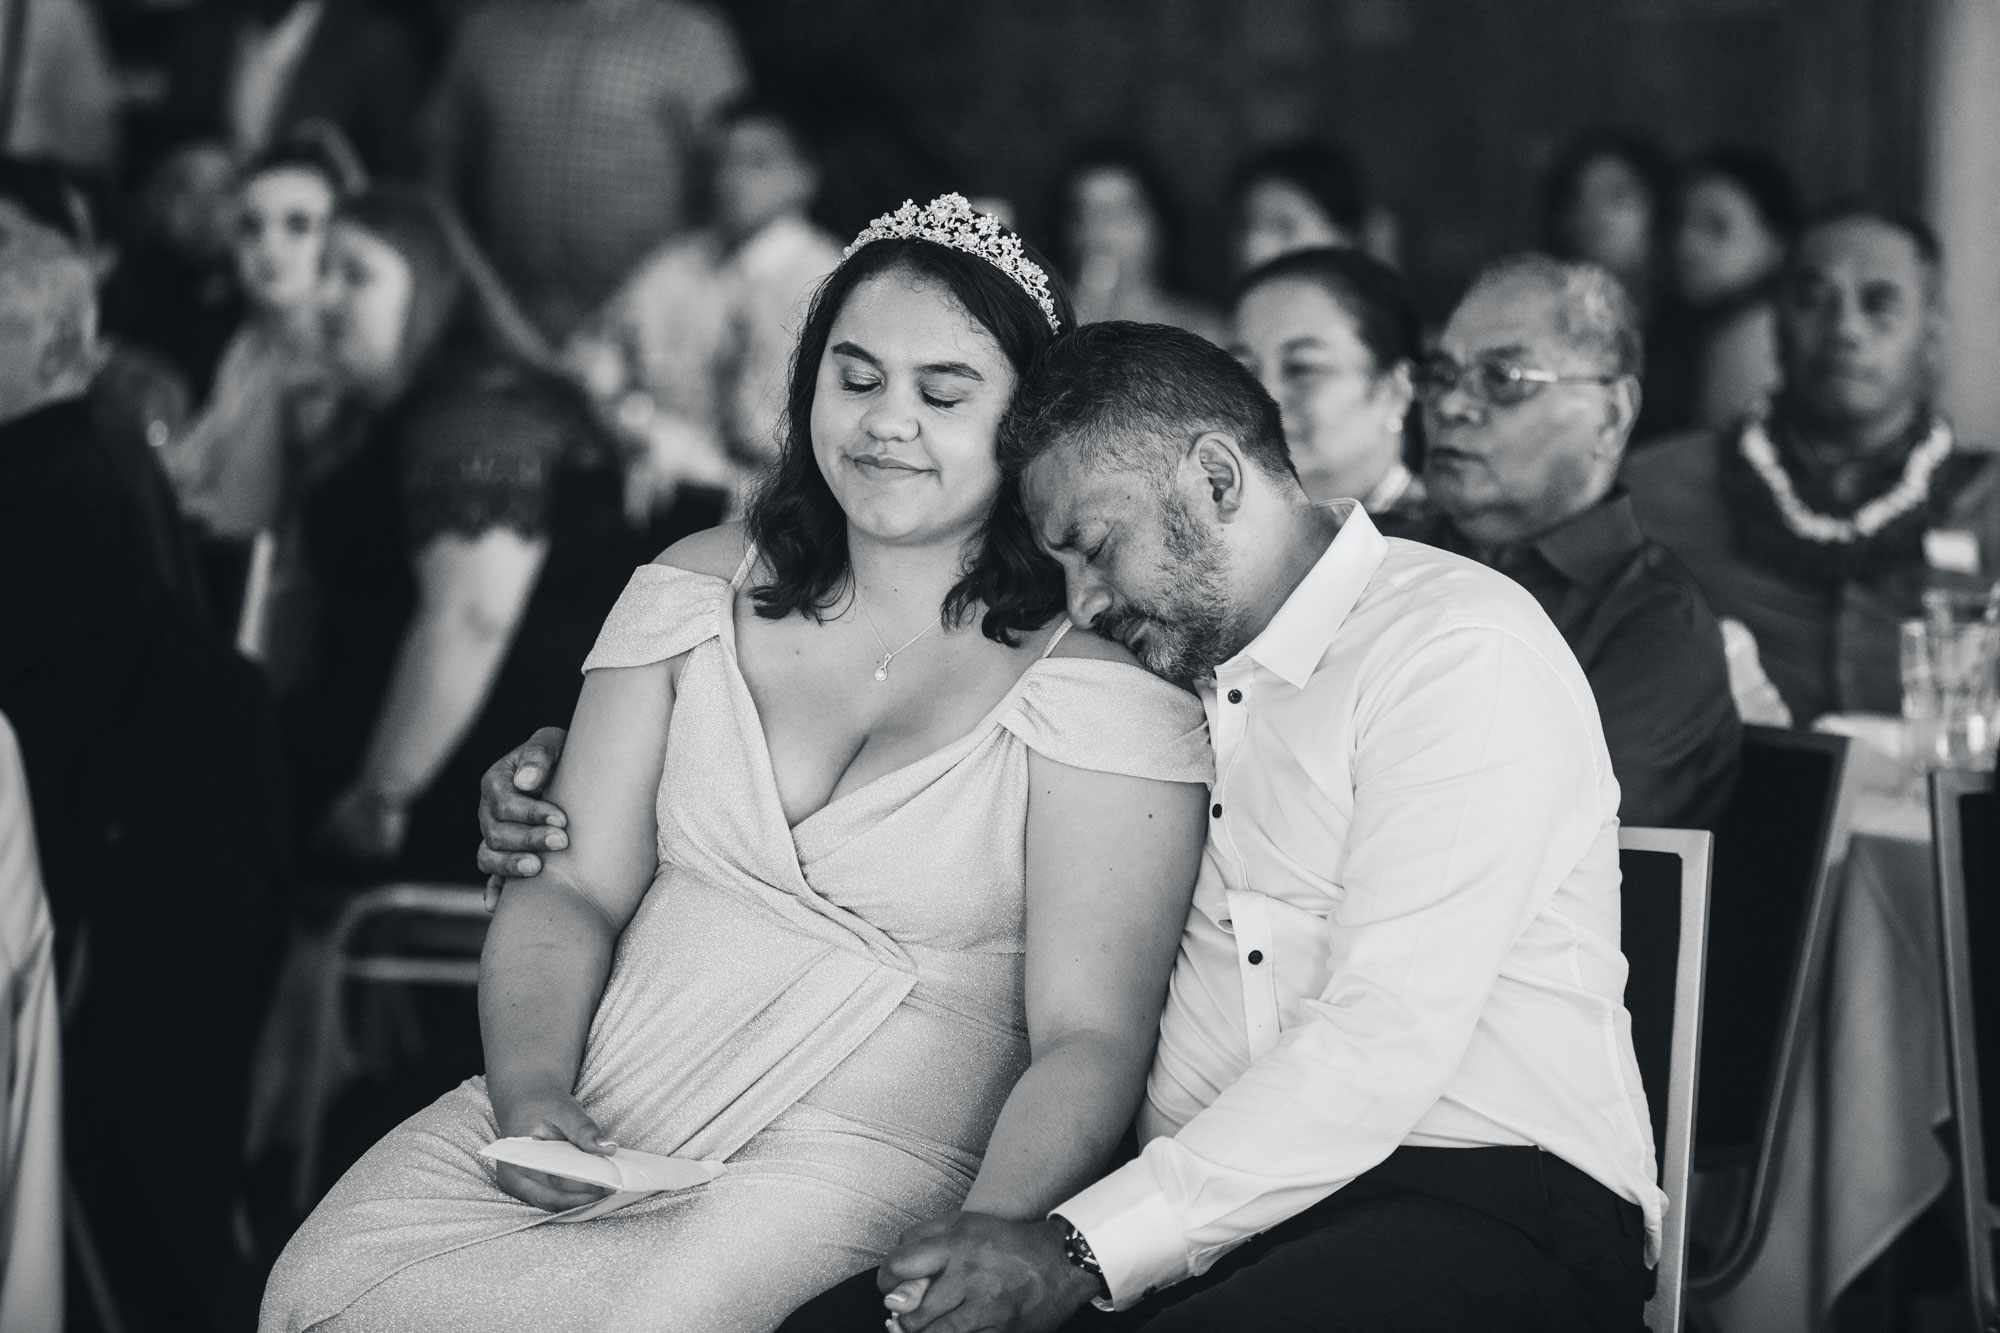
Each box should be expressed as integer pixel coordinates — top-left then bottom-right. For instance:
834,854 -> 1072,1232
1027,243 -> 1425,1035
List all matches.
1621,827 -> 1714,1333
291,882 -> 491,1213
1929,767 -> 2000,1331
1687,726 -> 1854,1299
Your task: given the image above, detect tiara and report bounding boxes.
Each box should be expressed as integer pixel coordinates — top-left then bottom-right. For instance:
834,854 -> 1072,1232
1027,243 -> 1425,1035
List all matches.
844,193 -> 1060,332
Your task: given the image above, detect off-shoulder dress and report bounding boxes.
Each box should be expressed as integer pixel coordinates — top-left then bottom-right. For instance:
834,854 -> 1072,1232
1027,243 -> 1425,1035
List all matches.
263,554 -> 1213,1332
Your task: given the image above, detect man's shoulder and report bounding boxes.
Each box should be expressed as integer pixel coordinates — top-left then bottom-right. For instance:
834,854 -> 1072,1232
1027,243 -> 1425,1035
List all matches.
1623,428 -> 1734,552
1371,537 -> 1576,649
1623,428 -> 1725,497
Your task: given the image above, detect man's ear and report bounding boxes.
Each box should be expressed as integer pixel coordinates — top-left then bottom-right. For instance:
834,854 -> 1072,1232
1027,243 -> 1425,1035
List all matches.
1600,376 -> 1640,455
1188,431 -> 1248,520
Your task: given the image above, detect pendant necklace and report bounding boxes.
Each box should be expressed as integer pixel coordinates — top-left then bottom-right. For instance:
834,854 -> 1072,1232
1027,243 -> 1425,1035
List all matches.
854,597 -> 942,682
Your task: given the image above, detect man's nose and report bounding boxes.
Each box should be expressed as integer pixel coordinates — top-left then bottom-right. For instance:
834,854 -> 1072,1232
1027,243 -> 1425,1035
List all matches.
1824,291 -> 1869,347
1429,383 -> 1484,426
1066,571 -> 1113,630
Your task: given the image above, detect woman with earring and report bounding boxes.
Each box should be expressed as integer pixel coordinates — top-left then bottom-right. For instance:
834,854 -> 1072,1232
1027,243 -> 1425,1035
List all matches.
1227,245 -> 1424,527
262,196 -> 1211,1332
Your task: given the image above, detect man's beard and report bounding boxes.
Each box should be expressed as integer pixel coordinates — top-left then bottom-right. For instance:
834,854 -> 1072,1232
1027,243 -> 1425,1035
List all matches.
1096,493 -> 1237,687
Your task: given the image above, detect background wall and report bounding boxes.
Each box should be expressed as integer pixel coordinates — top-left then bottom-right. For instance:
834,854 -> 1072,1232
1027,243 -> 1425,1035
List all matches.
722,0 -> 1932,315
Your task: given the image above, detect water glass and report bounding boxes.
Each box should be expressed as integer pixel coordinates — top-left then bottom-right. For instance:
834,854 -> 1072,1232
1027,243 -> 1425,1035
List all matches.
1901,588 -> 2000,770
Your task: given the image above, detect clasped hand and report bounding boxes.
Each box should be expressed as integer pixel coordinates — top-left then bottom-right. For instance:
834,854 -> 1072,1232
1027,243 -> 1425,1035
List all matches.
877,1212 -> 1097,1333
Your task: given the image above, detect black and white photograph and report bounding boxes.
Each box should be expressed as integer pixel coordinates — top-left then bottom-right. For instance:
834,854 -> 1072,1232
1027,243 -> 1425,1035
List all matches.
1,0 -> 1998,1329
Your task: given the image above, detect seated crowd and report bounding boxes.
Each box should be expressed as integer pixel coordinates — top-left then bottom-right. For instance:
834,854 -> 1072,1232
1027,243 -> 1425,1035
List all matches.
0,6 -> 1986,1330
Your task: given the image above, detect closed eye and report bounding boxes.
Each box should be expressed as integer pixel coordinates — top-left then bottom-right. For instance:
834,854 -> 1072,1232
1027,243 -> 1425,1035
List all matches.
921,391 -> 963,409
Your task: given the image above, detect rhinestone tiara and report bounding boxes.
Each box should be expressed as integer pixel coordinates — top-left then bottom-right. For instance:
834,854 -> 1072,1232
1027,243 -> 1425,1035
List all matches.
844,193 -> 1060,332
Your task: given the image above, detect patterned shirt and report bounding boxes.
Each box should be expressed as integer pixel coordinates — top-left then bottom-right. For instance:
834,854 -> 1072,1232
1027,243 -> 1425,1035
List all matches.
421,0 -> 748,338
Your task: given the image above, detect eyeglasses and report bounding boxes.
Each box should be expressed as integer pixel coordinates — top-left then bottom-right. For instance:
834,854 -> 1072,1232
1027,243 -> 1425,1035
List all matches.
1415,351 -> 1622,407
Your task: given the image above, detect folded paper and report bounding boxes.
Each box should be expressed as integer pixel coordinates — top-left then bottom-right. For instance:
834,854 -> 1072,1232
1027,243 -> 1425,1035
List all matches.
479,1137 -> 725,1195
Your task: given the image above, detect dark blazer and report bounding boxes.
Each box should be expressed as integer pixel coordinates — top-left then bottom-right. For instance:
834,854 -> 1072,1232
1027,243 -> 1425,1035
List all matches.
0,395 -> 291,1323
158,0 -> 423,177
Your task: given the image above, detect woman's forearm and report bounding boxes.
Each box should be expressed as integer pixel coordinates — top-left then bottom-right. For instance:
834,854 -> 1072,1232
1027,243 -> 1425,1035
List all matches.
480,880 -> 620,1108
959,1031 -> 1152,1221
355,526 -> 546,808
356,600 -> 514,803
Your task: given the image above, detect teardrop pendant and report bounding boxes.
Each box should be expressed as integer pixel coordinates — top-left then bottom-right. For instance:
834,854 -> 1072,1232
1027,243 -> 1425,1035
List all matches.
873,656 -> 891,682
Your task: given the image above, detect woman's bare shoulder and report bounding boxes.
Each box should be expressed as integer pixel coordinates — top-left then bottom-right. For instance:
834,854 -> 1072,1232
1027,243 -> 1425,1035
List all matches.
654,522 -> 751,579
1046,625 -> 1144,669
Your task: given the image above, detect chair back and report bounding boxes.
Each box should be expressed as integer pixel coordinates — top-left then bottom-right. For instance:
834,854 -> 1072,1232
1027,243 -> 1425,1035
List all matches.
234,529 -> 278,663
1620,827 -> 1713,1333
291,882 -> 492,1212
1930,768 -> 2000,1331
1689,726 -> 1852,1292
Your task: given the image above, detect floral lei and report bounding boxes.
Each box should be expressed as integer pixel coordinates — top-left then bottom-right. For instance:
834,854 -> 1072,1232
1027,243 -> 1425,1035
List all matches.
1719,401 -> 1982,583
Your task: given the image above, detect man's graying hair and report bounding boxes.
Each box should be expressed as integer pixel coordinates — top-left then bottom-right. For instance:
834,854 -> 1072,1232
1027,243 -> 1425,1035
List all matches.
999,320 -> 1294,487
0,206 -> 96,400
1464,253 -> 1644,379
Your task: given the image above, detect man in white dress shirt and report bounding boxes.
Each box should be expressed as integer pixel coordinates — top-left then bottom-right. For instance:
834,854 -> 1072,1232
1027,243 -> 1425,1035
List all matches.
796,321 -> 1662,1332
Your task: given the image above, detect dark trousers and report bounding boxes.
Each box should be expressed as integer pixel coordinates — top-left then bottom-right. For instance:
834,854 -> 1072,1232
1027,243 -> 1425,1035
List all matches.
780,1146 -> 1653,1333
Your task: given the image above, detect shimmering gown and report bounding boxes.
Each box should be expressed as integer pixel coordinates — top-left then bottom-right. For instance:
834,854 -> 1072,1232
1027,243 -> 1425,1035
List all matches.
262,558 -> 1213,1332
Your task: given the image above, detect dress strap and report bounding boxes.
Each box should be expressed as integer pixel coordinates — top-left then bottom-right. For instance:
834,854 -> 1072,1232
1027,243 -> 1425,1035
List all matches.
729,543 -> 760,591
1039,618 -> 1074,659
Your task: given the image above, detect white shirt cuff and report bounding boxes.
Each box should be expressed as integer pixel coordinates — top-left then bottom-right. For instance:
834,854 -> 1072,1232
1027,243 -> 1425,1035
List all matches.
1052,1158 -> 1190,1310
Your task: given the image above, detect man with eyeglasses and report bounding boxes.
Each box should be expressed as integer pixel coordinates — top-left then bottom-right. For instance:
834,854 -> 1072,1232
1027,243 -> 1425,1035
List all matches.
1626,206 -> 2000,725
1402,254 -> 1741,829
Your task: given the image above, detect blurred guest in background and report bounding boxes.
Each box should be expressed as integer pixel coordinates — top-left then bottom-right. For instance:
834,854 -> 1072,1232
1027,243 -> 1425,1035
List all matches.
0,0 -> 118,174
0,204 -> 289,1332
108,139 -> 245,397
290,186 -> 633,885
562,98 -> 839,542
158,0 -> 424,178
1646,146 -> 1801,437
1543,130 -> 1675,322
1228,245 -> 1422,522
0,159 -> 202,607
1628,205 -> 2000,724
1226,138 -> 1368,275
160,128 -> 359,652
422,0 -> 748,339
1415,255 -> 1739,828
1054,144 -> 1222,341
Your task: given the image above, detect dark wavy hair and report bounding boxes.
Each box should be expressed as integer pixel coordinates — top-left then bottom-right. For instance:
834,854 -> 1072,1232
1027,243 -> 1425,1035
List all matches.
1234,244 -> 1426,464
744,232 -> 1077,645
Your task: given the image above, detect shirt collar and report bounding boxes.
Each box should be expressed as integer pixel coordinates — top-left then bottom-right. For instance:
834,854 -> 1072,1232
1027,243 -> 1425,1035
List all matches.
1231,499 -> 1387,690
1525,488 -> 1646,589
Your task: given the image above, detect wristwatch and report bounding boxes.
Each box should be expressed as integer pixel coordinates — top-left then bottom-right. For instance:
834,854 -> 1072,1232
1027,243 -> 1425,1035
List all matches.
1052,1215 -> 1111,1301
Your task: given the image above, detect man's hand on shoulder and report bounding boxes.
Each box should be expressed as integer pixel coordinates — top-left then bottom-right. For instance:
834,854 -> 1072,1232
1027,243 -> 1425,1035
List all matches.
476,726 -> 572,906
879,1213 -> 1099,1333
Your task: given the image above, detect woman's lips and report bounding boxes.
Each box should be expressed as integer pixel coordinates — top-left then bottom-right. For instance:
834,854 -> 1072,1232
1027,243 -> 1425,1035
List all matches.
849,455 -> 928,477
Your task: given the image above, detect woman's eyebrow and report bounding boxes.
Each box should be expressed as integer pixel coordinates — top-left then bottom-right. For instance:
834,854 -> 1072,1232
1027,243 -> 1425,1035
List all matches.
919,360 -> 985,381
829,340 -> 880,367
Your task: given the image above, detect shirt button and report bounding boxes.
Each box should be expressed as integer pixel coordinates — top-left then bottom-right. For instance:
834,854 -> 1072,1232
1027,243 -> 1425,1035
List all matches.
1211,803 -> 1222,818
1247,950 -> 1264,965
1227,689 -> 1242,704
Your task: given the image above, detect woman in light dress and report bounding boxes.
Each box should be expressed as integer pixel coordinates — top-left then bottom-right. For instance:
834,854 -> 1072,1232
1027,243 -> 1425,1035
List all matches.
261,198 -> 1213,1332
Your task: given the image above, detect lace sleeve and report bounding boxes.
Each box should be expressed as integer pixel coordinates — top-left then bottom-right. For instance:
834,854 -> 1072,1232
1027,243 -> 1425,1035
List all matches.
395,381 -> 569,546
